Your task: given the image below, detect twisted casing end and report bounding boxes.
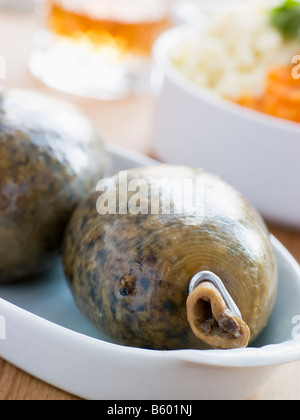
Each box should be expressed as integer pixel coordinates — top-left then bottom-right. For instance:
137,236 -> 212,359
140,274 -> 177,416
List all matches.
187,273 -> 250,350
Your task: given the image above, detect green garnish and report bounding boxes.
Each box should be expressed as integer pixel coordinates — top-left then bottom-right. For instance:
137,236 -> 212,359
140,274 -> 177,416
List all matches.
270,0 -> 300,40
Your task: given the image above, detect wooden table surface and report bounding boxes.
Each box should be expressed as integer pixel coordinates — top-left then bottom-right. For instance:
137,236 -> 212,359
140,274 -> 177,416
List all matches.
0,8 -> 300,401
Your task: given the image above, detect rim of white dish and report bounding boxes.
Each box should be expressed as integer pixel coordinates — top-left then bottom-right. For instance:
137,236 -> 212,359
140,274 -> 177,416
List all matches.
153,24 -> 300,137
1,233 -> 300,370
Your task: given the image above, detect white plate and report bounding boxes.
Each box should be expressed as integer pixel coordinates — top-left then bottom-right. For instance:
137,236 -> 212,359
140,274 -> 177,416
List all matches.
1,144 -> 300,400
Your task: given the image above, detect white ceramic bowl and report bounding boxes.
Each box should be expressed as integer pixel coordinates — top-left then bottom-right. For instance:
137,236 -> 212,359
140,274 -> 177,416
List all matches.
1,144 -> 300,400
153,25 -> 300,230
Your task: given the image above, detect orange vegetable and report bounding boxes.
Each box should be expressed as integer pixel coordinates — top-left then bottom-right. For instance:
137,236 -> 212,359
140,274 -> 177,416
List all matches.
230,62 -> 300,123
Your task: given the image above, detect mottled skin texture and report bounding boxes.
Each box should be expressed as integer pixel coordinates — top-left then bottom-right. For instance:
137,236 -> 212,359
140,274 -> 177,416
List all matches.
0,89 -> 108,283
63,166 -> 278,350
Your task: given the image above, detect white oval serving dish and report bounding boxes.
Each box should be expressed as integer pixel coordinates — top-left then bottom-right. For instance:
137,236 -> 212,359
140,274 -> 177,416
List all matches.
0,144 -> 300,400
153,25 -> 300,230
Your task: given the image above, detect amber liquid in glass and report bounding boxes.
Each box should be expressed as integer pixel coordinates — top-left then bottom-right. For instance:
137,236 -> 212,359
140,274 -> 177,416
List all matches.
47,1 -> 170,57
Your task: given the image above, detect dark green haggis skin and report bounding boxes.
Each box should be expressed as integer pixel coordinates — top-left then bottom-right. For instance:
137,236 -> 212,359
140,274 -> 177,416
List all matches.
62,166 -> 277,351
63,192 -> 198,350
0,89 -> 107,283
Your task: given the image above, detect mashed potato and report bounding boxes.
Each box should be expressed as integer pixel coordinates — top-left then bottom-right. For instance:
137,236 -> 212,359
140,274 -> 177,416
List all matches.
171,0 -> 300,98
